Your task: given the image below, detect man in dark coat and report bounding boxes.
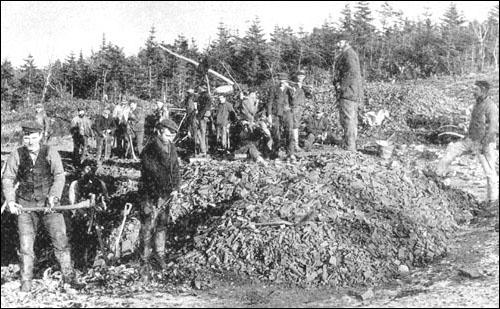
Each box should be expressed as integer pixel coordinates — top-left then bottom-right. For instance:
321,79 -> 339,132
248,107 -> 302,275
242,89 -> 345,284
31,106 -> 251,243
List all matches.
333,39 -> 363,152
194,87 -> 213,157
139,118 -> 180,278
2,122 -> 79,292
267,72 -> 295,160
127,101 -> 146,156
92,109 -> 116,163
215,95 -> 236,150
291,70 -> 313,151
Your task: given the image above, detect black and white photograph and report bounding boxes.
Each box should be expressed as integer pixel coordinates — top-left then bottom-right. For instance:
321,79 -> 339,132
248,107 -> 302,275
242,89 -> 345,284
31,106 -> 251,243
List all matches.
1,1 -> 499,307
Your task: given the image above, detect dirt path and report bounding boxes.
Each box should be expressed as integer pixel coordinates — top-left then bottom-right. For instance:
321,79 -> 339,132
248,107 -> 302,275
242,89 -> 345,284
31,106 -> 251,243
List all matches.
1,140 -> 499,308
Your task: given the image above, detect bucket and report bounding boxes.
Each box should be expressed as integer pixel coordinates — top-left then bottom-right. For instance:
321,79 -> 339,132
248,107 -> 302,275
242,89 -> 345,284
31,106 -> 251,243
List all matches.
376,140 -> 394,159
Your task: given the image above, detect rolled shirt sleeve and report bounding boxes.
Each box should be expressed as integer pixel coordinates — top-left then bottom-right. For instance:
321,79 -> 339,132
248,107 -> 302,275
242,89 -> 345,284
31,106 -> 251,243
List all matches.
1,150 -> 20,203
47,147 -> 66,199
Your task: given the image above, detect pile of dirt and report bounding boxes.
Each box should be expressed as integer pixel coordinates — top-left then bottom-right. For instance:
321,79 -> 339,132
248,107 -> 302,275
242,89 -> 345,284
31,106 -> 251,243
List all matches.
161,149 -> 476,287
2,147 -> 476,287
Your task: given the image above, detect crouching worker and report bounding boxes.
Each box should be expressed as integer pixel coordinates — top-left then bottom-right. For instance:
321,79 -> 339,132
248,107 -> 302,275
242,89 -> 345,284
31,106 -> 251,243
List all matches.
139,118 -> 180,280
2,122 -> 81,292
303,110 -> 339,151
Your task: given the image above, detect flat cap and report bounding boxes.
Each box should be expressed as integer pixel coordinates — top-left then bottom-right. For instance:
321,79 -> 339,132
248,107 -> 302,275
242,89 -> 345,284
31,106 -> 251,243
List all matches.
156,118 -> 178,133
474,80 -> 490,91
21,121 -> 44,134
277,72 -> 289,80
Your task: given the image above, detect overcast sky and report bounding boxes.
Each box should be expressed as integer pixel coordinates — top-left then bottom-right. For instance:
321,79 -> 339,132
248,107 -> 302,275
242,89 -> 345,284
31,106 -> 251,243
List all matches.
1,1 -> 497,67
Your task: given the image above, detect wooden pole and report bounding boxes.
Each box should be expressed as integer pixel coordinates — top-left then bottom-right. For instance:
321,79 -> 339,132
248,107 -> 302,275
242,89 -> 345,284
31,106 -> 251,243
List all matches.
158,44 -> 234,85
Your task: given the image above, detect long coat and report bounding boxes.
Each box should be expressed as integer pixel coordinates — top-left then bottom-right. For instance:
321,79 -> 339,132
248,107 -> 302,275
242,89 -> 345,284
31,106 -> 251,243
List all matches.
140,136 -> 180,199
333,46 -> 363,102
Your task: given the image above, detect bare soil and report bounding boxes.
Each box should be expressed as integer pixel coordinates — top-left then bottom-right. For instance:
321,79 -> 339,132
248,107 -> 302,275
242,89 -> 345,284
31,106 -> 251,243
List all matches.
1,135 -> 498,308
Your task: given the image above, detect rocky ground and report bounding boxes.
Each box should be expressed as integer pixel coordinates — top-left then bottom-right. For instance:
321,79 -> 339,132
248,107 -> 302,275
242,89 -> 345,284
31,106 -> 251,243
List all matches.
1,135 -> 498,308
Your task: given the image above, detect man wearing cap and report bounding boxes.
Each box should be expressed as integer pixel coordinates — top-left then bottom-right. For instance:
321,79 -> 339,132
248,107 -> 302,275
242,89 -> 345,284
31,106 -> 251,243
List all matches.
112,99 -> 129,157
127,101 -> 146,157
436,80 -> 499,208
70,108 -> 94,165
215,95 -> 236,151
267,72 -> 295,160
139,118 -> 180,278
333,39 -> 363,152
2,122 -> 78,292
34,103 -> 52,144
92,109 -> 116,163
194,86 -> 213,157
291,70 -> 313,152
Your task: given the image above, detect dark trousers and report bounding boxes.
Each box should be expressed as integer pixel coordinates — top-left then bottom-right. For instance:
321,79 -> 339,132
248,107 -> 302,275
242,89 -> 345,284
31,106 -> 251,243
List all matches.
18,211 -> 72,282
272,111 -> 294,155
140,195 -> 171,262
72,133 -> 89,164
339,98 -> 358,151
96,133 -> 113,161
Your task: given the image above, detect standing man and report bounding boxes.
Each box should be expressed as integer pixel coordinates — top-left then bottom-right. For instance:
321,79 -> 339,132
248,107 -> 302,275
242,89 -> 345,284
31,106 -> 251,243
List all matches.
333,39 -> 363,152
34,103 -> 51,144
112,99 -> 128,158
139,118 -> 180,279
291,70 -> 313,152
436,80 -> 498,206
195,86 -> 213,157
127,101 -> 146,156
2,122 -> 78,292
70,107 -> 93,165
267,72 -> 295,160
215,95 -> 235,151
92,109 -> 116,163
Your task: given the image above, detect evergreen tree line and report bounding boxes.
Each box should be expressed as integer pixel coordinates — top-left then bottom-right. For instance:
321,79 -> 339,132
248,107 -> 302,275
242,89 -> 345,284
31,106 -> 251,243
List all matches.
1,2 -> 498,110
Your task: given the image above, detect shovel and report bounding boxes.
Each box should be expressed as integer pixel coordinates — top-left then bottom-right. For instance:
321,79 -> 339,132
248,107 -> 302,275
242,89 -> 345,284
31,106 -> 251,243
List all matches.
114,203 -> 133,260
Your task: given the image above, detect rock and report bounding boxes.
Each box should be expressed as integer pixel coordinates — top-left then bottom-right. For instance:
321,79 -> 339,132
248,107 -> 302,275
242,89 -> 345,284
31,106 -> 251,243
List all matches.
398,264 -> 410,276
361,288 -> 375,301
457,267 -> 483,279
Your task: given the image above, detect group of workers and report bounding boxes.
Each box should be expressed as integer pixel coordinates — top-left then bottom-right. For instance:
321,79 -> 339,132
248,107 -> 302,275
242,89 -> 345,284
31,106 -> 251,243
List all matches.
1,38 -> 498,292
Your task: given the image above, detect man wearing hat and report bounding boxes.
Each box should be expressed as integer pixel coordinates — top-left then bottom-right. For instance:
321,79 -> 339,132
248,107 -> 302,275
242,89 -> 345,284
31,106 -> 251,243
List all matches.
194,86 -> 213,157
333,38 -> 363,152
2,122 -> 78,292
139,118 -> 180,279
215,95 -> 236,151
34,103 -> 51,144
436,80 -> 499,209
92,108 -> 116,163
267,72 -> 295,160
70,108 -> 94,164
291,70 -> 313,152
112,98 -> 129,157
127,101 -> 146,157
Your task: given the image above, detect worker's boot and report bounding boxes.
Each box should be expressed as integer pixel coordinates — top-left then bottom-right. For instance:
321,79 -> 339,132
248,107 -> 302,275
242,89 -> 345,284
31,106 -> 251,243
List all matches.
57,250 -> 84,289
154,230 -> 168,271
19,255 -> 34,292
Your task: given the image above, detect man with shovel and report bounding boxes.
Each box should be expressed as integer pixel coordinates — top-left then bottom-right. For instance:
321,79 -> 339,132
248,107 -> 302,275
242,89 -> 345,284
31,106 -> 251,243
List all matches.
139,118 -> 180,280
2,121 -> 80,292
436,80 -> 499,212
